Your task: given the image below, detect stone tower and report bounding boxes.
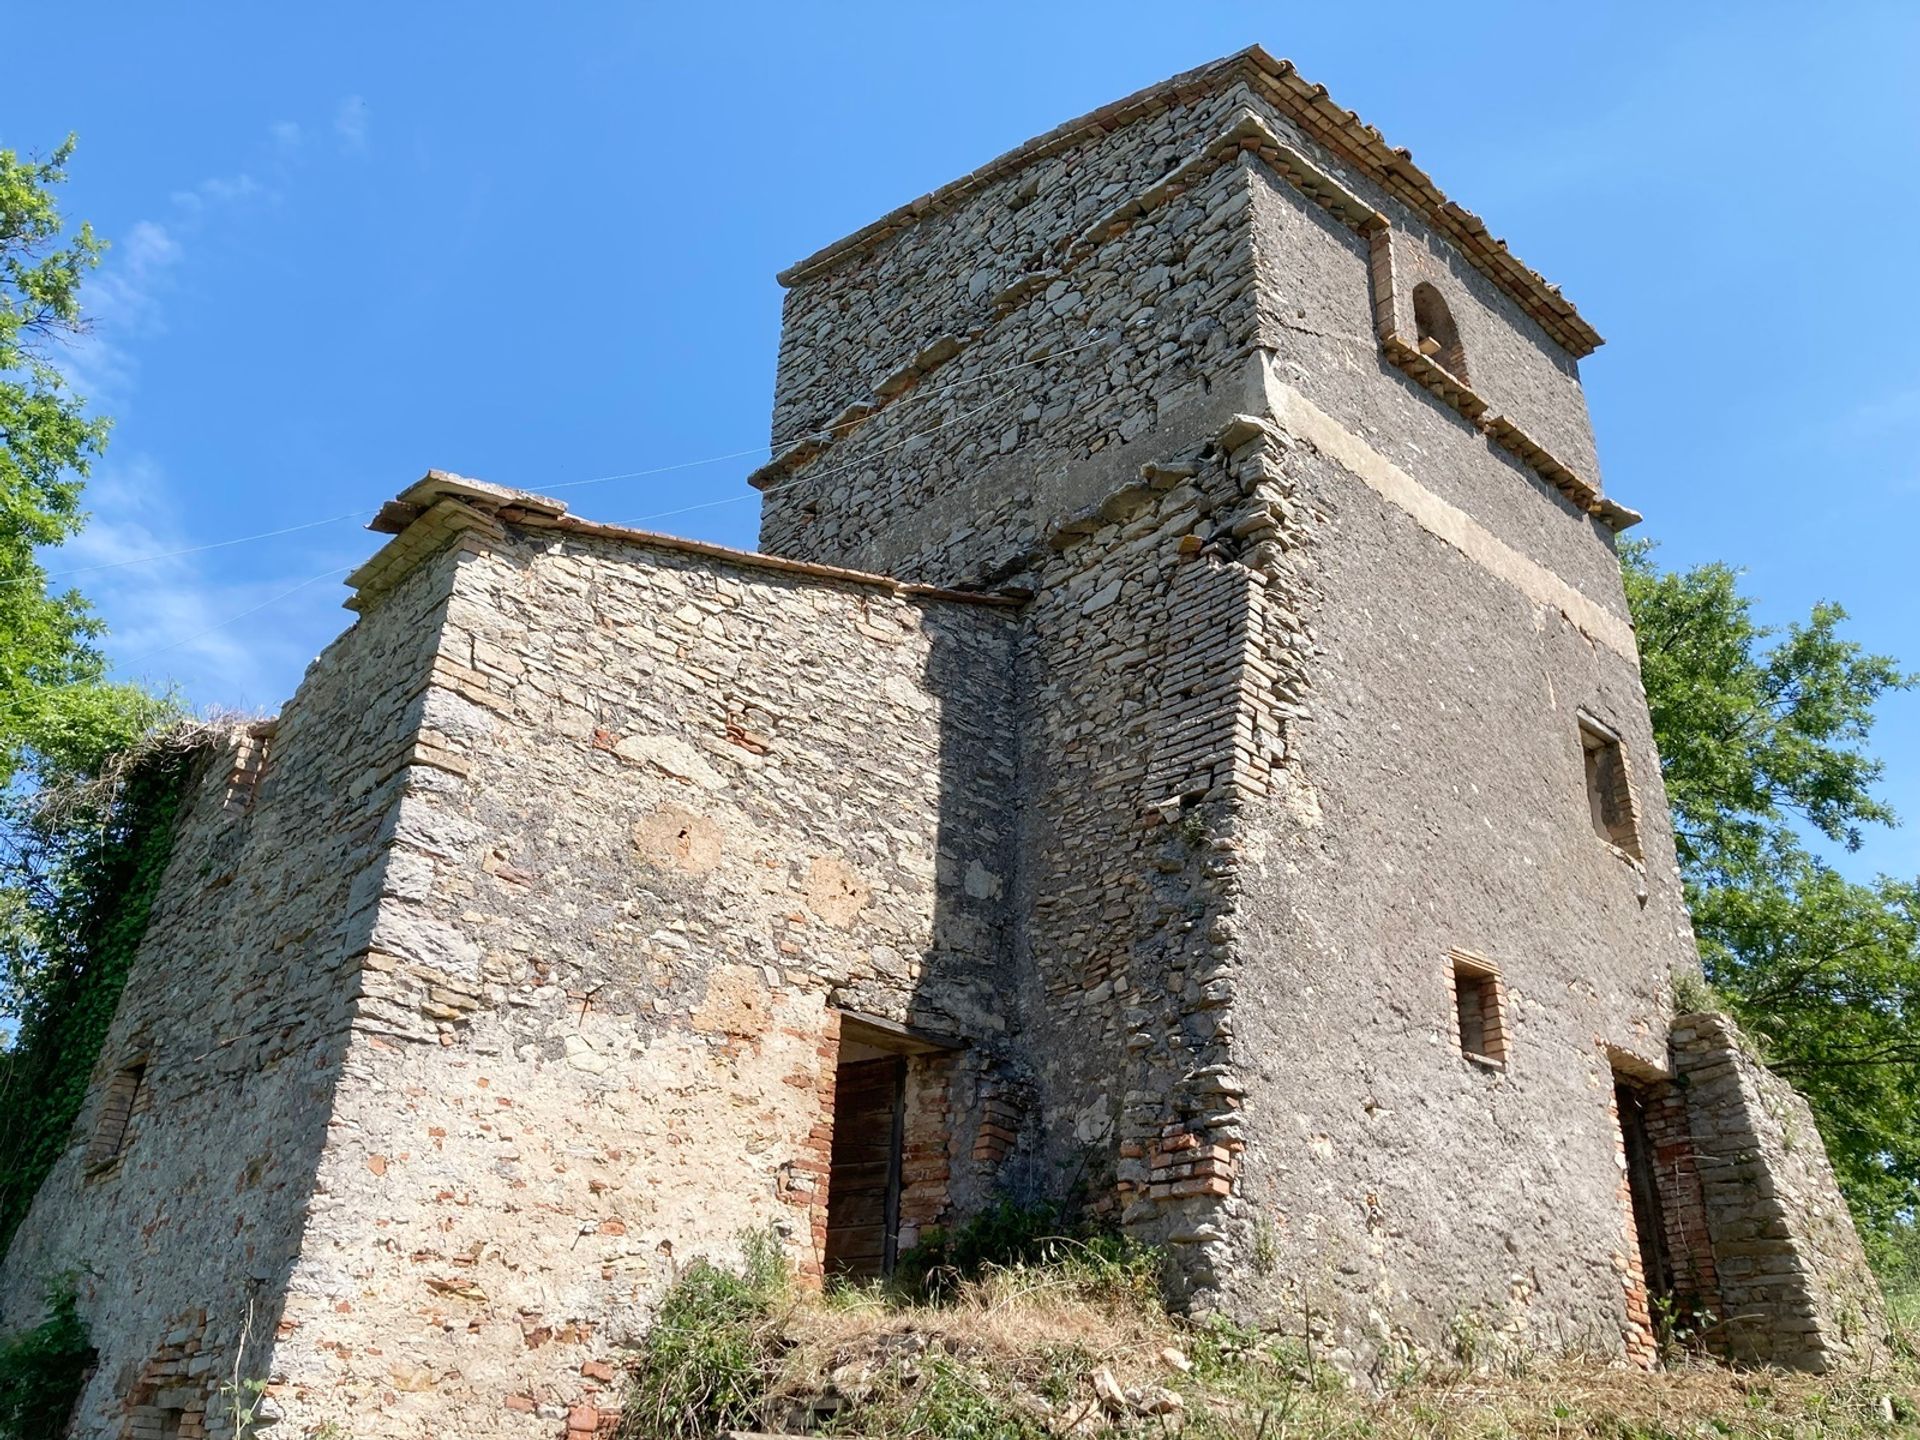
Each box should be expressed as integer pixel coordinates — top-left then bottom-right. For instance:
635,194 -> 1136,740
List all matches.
0,47 -> 1888,1439
749,45 -> 1888,1367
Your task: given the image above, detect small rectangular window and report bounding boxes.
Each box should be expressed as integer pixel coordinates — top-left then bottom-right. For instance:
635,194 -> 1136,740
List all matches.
86,1060 -> 147,1172
1449,951 -> 1508,1067
1579,715 -> 1642,859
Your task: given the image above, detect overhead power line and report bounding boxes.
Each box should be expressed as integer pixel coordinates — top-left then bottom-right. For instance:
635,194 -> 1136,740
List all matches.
81,327 -> 1117,664
15,329 -> 1113,589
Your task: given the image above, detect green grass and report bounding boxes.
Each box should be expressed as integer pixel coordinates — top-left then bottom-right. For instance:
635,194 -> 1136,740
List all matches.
615,1229 -> 790,1439
616,1219 -> 1920,1440
1891,1282 -> 1920,1334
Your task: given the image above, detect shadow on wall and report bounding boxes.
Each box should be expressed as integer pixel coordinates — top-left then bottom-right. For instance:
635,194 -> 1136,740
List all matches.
814,596 -> 1041,1287
4,726 -> 378,1438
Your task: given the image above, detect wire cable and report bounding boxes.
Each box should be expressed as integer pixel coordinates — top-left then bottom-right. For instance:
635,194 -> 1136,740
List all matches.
95,326 -> 1118,663
16,329 -> 1115,588
120,563 -> 359,668
10,510 -> 374,588
547,329 -> 1108,497
614,384 -> 1022,529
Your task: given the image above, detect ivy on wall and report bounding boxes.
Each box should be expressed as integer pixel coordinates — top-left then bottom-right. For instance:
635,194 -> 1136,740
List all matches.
0,1277 -> 94,1439
0,746 -> 197,1253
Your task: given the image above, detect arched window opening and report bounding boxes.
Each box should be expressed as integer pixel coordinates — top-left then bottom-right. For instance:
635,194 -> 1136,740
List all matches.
1412,282 -> 1470,384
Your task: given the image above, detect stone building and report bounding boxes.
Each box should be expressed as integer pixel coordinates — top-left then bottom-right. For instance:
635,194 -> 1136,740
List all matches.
0,45 -> 1890,1438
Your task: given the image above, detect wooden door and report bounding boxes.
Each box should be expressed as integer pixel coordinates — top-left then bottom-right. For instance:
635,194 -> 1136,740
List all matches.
824,1056 -> 905,1279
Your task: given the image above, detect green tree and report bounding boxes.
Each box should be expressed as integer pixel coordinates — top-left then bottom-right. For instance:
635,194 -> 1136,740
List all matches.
0,135 -> 180,1249
1624,539 -> 1920,1272
1,135 -> 164,789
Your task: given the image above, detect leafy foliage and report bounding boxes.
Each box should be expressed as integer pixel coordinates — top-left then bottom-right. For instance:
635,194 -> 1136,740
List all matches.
1627,544 -> 1911,881
0,747 -> 196,1251
892,1197 -> 1159,1304
0,1276 -> 94,1439
1622,540 -> 1920,1259
0,135 -> 162,792
0,132 -> 180,1251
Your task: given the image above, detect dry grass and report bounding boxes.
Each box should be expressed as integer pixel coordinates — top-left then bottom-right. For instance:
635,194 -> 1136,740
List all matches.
767,1265 -> 1174,1432
791,1265 -> 1169,1374
1332,1362 -> 1917,1440
26,711 -> 253,828
622,1255 -> 1920,1440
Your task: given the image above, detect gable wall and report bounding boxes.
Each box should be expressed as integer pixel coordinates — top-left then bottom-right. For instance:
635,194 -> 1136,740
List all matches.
0,545 -> 462,1438
264,523 -> 1018,1438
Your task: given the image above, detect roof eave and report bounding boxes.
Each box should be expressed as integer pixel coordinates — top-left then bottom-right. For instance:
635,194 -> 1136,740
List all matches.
777,45 -> 1602,358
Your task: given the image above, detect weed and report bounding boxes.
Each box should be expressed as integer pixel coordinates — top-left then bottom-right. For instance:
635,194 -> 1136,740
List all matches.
0,1276 -> 94,1440
1251,1214 -> 1279,1276
1177,808 -> 1210,847
612,1228 -> 1920,1440
894,1197 -> 1158,1306
217,1297 -> 279,1439
1651,1293 -> 1719,1361
1671,970 -> 1724,1016
618,1229 -> 791,1438
897,1353 -> 1048,1439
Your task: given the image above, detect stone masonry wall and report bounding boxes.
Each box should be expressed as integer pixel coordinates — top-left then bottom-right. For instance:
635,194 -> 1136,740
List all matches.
769,81 -> 1250,451
760,72 -> 1612,608
988,411 -> 1316,1303
263,514 -> 1019,1438
1004,449 -> 1249,1263
0,547 -> 461,1440
1218,404 -> 1702,1375
757,100 -> 1264,589
1673,1012 -> 1892,1369
1247,165 -> 1621,607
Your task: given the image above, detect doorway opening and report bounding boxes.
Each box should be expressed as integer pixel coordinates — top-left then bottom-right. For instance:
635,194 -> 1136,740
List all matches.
823,1012 -> 957,1281
1614,1075 -> 1675,1340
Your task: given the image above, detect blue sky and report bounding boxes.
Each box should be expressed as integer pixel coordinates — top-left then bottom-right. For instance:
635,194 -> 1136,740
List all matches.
5,3 -> 1916,882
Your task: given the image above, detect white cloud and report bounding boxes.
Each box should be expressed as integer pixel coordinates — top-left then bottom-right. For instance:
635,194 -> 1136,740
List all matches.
57,458 -> 368,710
334,95 -> 369,152
57,219 -> 186,402
39,112 -> 382,709
59,147 -> 286,404
1838,383 -> 1920,441
120,219 -> 184,273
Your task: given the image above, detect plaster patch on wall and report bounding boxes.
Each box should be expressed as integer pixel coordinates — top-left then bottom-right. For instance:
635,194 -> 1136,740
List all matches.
690,963 -> 775,1039
804,856 -> 873,928
631,803 -> 725,874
